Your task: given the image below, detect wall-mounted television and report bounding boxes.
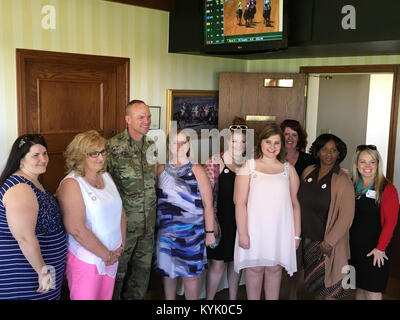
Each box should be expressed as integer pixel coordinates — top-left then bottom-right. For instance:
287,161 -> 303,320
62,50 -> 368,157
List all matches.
203,0 -> 287,54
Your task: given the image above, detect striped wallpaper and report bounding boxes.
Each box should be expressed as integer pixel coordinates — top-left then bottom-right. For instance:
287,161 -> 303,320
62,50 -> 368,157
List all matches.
0,0 -> 247,167
0,0 -> 400,169
247,55 -> 400,73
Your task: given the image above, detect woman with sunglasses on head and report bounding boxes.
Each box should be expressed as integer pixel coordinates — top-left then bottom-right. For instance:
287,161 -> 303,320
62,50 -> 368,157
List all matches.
204,117 -> 247,300
298,133 -> 355,300
57,130 -> 126,300
0,134 -> 67,300
280,119 -> 314,300
349,145 -> 399,300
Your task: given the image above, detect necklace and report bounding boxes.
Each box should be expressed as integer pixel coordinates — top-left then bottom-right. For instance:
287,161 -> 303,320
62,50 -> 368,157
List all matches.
165,162 -> 192,178
84,174 -> 103,189
356,179 -> 374,194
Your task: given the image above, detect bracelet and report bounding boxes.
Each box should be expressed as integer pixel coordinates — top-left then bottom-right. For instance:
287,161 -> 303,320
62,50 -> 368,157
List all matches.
294,236 -> 302,241
205,230 -> 215,234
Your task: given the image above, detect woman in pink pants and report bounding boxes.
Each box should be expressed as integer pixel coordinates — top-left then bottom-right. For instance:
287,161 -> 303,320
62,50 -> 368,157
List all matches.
57,130 -> 126,300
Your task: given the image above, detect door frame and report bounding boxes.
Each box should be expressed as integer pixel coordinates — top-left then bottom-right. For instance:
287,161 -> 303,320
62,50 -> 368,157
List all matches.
300,64 -> 400,182
16,48 -> 130,136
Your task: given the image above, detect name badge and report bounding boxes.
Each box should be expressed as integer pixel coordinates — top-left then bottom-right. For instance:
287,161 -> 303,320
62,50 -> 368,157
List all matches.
366,190 -> 376,199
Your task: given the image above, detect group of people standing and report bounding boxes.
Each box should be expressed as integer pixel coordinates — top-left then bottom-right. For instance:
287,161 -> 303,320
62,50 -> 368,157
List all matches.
0,99 -> 398,301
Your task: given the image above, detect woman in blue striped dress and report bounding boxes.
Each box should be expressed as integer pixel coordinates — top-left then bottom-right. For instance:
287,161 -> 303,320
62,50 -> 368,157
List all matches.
0,134 -> 67,300
154,129 -> 216,300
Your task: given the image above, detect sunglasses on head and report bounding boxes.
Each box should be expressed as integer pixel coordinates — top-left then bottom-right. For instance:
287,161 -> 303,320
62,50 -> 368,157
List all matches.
18,134 -> 44,149
356,144 -> 377,151
229,125 -> 248,130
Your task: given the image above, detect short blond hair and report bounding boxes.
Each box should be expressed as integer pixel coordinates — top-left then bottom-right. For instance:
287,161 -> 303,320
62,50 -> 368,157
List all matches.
64,130 -> 106,176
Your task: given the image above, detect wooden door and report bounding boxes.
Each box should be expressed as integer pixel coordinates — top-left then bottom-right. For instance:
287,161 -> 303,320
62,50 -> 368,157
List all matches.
16,49 -> 129,194
219,72 -> 307,141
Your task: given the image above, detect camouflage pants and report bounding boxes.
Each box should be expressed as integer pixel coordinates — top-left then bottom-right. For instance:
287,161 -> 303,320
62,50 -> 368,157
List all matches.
112,231 -> 154,300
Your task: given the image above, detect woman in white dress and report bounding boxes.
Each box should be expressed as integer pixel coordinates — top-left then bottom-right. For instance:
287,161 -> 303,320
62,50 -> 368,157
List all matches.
234,122 -> 301,300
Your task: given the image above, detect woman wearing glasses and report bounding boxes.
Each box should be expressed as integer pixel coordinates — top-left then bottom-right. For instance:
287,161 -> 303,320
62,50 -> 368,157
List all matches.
349,145 -> 399,300
0,134 -> 67,300
205,117 -> 248,300
57,130 -> 126,300
298,133 -> 355,300
154,129 -> 215,300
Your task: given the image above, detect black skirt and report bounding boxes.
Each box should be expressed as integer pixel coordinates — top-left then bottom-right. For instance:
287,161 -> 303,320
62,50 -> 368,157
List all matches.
349,195 -> 391,293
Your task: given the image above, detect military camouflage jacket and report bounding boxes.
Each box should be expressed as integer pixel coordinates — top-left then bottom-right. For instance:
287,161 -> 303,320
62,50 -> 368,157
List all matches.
106,129 -> 157,236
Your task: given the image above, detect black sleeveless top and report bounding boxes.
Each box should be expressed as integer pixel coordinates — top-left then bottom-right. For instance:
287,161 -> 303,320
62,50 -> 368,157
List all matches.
207,162 -> 237,262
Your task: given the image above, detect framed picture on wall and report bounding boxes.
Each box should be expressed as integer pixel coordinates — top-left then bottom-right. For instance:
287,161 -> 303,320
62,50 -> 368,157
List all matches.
149,106 -> 161,130
166,89 -> 219,136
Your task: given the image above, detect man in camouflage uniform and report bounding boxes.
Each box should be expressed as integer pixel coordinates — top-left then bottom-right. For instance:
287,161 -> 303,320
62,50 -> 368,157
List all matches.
106,100 -> 157,300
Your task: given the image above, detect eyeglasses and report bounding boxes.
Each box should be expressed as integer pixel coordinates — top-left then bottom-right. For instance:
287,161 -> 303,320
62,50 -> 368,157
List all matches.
88,149 -> 107,158
356,144 -> 377,152
229,125 -> 248,130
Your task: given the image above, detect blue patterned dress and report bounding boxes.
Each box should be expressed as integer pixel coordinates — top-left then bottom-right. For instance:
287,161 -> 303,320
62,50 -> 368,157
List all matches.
154,162 -> 207,278
0,175 -> 67,300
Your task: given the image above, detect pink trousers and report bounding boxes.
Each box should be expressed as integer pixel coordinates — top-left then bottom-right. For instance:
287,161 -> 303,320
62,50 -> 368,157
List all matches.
65,251 -> 116,300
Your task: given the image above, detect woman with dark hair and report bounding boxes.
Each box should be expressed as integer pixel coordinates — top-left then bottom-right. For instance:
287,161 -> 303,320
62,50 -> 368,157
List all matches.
234,122 -> 301,300
0,134 -> 67,300
280,119 -> 314,177
205,117 -> 247,300
350,145 -> 399,300
298,133 -> 355,300
280,119 -> 314,300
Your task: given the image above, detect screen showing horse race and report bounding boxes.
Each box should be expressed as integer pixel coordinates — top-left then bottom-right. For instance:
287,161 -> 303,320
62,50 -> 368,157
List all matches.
204,0 -> 285,53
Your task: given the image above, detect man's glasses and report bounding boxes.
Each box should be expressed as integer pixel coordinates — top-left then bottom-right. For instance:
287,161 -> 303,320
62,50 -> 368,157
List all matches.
88,149 -> 107,158
356,144 -> 377,152
229,125 -> 248,130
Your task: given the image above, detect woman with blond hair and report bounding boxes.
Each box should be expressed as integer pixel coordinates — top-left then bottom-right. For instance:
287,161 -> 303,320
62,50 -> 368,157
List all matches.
350,145 -> 399,300
154,129 -> 216,300
57,130 -> 126,300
